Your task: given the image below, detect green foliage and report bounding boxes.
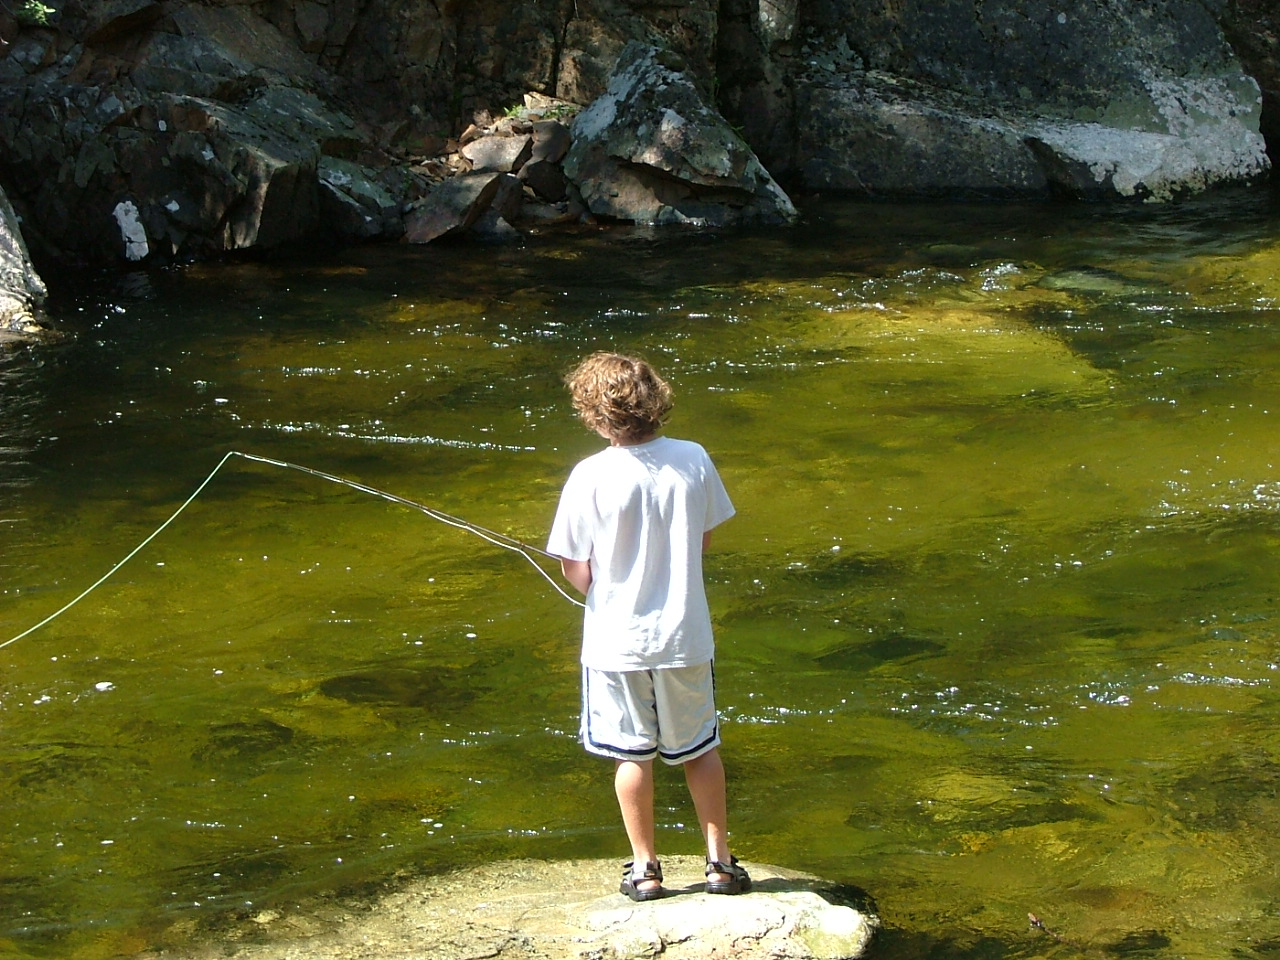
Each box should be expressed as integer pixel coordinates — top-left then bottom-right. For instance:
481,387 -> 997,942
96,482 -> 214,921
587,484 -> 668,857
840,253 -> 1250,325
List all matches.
14,0 -> 55,26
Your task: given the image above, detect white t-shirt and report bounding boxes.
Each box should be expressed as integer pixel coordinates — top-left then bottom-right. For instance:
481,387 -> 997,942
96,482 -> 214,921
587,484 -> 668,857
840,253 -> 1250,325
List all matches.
547,436 -> 735,671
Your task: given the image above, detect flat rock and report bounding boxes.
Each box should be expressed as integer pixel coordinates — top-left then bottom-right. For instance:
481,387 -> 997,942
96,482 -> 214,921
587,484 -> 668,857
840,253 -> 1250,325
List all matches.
154,857 -> 878,960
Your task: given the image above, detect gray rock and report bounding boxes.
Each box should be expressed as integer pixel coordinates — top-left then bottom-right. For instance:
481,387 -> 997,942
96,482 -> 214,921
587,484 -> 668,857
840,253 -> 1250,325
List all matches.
519,157 -> 570,202
795,68 -> 1268,201
403,171 -> 506,243
318,157 -> 403,241
786,0 -> 1270,199
530,119 -> 573,163
0,184 -> 49,340
1025,95 -> 1270,200
155,857 -> 877,960
2,0 -> 1274,274
520,199 -> 579,223
796,78 -> 1048,198
489,173 -> 524,223
461,133 -> 533,173
0,3 -> 367,263
469,210 -> 522,241
565,42 -> 797,226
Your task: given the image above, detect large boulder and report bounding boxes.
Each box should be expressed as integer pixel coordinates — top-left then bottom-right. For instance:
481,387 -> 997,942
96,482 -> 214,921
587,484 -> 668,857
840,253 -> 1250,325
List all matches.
726,0 -> 1270,199
0,184 -> 49,341
564,42 -> 797,226
403,171 -> 516,243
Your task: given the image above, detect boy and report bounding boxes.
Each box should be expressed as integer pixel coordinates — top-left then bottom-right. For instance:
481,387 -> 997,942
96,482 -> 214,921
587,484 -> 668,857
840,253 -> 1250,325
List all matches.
547,351 -> 750,902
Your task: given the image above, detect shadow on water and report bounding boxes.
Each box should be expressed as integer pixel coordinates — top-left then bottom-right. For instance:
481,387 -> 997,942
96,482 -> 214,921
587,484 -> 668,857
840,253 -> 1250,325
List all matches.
316,665 -> 478,712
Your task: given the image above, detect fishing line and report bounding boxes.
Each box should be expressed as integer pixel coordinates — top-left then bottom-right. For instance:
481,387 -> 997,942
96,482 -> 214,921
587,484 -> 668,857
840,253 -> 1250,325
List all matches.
1,450 -> 582,651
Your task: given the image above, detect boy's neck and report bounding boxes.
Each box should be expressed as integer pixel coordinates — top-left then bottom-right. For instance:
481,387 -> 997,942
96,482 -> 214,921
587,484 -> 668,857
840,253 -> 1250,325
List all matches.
608,431 -> 658,447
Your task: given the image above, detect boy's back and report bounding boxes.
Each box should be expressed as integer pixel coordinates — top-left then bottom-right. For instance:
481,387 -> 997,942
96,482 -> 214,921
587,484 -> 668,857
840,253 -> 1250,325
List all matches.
548,435 -> 734,671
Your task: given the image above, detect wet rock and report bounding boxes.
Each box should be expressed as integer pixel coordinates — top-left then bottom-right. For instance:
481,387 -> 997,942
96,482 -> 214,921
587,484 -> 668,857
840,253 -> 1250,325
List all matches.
161,857 -> 878,960
564,42 -> 797,226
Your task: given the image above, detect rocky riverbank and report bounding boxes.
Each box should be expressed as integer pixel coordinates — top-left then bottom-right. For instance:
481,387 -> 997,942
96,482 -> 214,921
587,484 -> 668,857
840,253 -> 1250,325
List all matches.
0,0 -> 1277,337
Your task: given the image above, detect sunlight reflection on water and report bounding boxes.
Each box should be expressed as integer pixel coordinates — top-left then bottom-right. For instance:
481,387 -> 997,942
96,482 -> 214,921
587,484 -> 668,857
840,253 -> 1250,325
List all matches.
3,194 -> 1280,958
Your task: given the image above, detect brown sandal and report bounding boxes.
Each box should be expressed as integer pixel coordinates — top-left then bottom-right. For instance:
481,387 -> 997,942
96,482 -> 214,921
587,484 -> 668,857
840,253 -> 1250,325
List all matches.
620,860 -> 665,901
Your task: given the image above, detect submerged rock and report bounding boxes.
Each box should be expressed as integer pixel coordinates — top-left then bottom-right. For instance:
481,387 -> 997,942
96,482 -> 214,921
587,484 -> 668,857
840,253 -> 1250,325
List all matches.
159,857 -> 878,960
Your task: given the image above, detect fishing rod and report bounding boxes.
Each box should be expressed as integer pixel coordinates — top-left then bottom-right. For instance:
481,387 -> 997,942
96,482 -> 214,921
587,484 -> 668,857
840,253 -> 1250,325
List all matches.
1,450 -> 583,651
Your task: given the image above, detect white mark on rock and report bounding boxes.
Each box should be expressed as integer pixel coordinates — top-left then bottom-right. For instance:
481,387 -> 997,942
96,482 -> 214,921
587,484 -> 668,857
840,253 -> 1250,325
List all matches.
112,200 -> 149,261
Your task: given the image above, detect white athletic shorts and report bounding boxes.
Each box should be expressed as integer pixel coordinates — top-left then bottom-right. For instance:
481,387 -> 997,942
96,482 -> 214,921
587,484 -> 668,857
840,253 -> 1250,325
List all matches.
581,661 -> 720,765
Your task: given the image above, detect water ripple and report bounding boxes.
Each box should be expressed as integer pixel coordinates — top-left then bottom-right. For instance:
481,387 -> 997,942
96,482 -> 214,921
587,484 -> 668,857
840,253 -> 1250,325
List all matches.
260,421 -> 536,452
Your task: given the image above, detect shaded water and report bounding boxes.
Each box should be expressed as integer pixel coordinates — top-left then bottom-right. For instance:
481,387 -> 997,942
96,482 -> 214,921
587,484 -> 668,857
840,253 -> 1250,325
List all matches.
3,194 -> 1280,959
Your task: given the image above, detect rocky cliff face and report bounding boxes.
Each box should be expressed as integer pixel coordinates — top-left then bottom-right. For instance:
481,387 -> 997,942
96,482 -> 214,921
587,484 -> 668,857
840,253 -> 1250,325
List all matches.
0,0 -> 1273,273
723,0 -> 1270,199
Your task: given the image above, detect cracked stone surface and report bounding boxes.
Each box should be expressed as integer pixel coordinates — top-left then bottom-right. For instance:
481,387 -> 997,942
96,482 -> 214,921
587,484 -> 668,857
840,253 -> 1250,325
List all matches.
146,858 -> 878,960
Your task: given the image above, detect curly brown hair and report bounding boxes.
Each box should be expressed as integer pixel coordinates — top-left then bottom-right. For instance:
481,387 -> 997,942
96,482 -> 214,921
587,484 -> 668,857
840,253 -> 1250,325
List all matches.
565,352 -> 673,442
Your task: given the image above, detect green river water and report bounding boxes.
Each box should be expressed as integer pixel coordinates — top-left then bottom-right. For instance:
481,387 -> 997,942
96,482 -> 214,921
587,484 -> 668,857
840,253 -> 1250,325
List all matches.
3,194 -> 1280,959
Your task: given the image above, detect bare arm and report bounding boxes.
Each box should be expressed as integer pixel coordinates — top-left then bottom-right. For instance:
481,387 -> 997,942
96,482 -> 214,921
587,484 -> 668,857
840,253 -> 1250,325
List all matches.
560,557 -> 592,595
703,531 -> 712,552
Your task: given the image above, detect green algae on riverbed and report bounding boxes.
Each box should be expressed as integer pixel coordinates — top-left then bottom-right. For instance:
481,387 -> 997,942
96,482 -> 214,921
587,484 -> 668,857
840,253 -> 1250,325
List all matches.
3,195 -> 1280,959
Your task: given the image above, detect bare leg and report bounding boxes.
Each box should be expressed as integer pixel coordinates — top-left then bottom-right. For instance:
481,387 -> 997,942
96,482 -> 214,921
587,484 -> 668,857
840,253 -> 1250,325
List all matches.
683,748 -> 735,881
615,759 -> 660,893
